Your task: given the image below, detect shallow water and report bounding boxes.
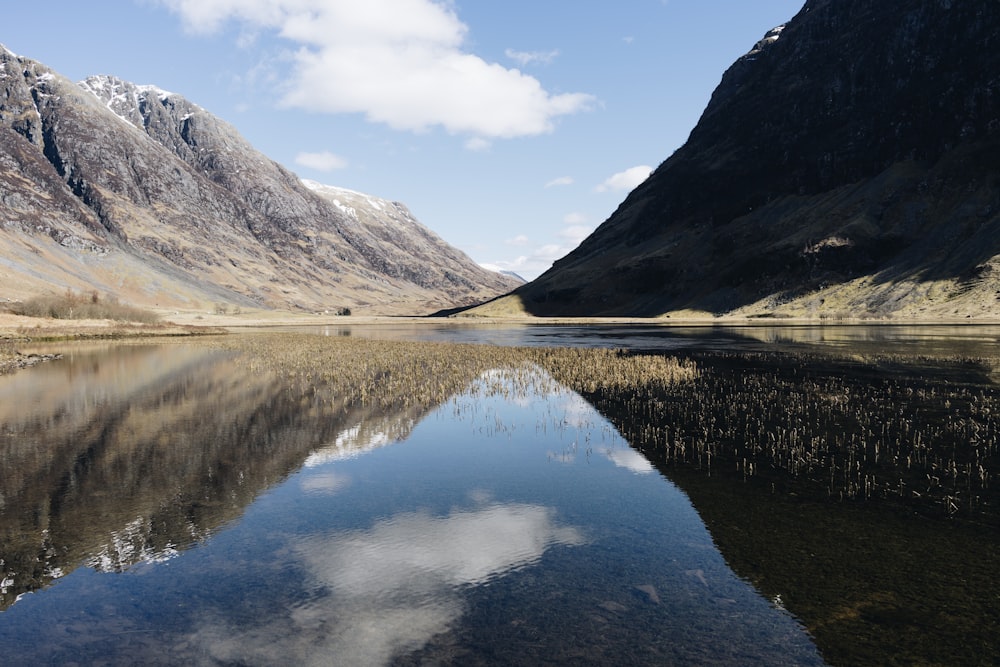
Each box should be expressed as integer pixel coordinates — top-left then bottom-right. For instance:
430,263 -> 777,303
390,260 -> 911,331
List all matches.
2,326 -> 999,665
303,321 -> 1000,356
0,340 -> 825,665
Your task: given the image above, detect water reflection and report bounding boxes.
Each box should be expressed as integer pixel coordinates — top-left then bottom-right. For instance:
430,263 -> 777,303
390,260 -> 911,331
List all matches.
0,347 -> 824,666
195,500 -> 585,666
301,321 -> 1000,357
583,350 -> 1000,666
0,343 -> 440,609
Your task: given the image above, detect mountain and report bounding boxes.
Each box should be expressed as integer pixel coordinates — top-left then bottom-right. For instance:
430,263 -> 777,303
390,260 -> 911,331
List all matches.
0,48 -> 519,316
490,0 -> 1000,319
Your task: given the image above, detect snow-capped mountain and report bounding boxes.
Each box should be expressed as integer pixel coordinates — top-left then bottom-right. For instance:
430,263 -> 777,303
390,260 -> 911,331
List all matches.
0,49 -> 519,315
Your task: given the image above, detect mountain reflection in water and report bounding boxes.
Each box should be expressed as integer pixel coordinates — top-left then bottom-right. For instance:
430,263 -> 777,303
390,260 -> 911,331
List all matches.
0,344 -> 824,666
0,343 -> 441,608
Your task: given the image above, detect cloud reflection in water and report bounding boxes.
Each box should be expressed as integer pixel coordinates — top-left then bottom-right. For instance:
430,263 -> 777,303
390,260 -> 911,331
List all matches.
194,501 -> 585,666
604,447 -> 655,475
299,470 -> 352,496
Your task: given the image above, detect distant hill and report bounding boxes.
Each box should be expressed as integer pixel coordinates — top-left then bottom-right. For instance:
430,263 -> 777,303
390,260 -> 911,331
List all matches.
488,0 -> 1000,319
0,48 -> 519,315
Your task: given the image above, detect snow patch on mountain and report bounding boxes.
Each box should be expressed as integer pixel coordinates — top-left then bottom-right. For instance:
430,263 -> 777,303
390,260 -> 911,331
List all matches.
302,179 -> 392,215
79,75 -> 187,127
745,25 -> 786,59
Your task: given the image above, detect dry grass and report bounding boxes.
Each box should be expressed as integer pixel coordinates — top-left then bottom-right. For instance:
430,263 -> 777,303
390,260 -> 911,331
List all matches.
198,334 -> 698,413
457,294 -> 531,318
10,291 -> 160,324
0,338 -> 17,371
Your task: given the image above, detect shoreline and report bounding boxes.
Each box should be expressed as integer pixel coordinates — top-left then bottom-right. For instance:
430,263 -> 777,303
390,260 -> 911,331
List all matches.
6,309 -> 1000,341
5,308 -> 1000,375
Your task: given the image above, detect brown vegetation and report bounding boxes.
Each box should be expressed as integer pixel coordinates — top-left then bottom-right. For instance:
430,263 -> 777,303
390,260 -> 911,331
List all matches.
202,334 -> 698,414
9,290 -> 160,324
0,338 -> 17,371
585,350 -> 1000,522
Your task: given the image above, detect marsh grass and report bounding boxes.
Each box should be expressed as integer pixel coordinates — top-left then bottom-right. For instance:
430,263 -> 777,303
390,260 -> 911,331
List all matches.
0,338 -> 17,372
208,334 -> 698,415
588,350 -> 1000,521
200,333 -> 999,520
10,291 -> 160,324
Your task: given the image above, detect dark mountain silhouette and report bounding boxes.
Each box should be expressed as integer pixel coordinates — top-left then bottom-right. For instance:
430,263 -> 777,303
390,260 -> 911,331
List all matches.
487,0 -> 1000,319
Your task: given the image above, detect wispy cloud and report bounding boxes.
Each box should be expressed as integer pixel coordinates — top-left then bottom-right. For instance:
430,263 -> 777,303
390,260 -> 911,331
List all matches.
558,212 -> 594,246
484,242 -> 575,280
505,48 -> 560,67
485,213 -> 594,279
596,165 -> 653,193
559,225 -> 593,245
464,137 -> 492,152
545,176 -> 574,188
158,0 -> 594,140
295,150 -> 349,171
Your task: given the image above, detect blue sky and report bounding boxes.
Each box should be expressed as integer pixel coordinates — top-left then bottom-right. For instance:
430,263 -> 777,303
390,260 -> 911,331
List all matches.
3,0 -> 804,280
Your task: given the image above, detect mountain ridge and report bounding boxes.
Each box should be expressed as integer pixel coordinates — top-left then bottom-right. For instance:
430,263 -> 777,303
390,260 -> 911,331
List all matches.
489,0 -> 1000,319
0,46 -> 519,316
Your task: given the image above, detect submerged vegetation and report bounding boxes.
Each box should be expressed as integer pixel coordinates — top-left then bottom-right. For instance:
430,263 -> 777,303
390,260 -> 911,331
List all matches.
206,334 -> 1000,523
206,334 -> 699,413
6,331 -> 1000,665
205,333 -> 999,665
602,350 -> 1000,522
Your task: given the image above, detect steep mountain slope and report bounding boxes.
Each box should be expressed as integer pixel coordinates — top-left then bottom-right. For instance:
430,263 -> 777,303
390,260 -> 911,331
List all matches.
499,0 -> 1000,319
0,49 -> 518,315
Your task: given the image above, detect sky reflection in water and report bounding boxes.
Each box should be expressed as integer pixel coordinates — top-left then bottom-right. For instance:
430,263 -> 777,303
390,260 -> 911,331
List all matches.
0,351 -> 824,666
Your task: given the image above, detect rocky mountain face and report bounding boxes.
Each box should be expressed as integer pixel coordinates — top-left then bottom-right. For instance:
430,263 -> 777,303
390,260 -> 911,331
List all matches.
0,50 -> 519,315
501,0 -> 1000,318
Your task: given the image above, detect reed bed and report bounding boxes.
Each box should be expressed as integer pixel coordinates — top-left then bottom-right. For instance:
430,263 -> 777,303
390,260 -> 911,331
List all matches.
0,338 -> 17,372
589,350 -> 1000,520
199,333 -> 1000,519
206,334 -> 698,414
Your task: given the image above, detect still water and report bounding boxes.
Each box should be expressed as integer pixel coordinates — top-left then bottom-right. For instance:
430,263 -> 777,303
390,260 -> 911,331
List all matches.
1,325 -> 999,665
303,320 -> 1000,356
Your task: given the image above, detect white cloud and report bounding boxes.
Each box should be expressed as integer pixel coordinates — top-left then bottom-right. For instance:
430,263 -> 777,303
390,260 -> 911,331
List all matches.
596,165 -> 653,193
486,242 -> 573,280
545,176 -> 574,188
505,48 -> 560,67
559,225 -> 593,245
295,150 -> 349,171
464,137 -> 492,152
158,0 -> 594,139
483,215 -> 596,280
